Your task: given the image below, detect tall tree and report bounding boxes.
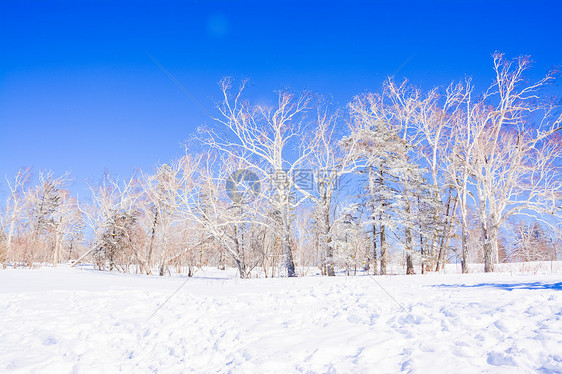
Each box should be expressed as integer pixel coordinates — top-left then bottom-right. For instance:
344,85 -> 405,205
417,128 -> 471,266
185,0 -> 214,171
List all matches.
466,54 -> 562,272
203,79 -> 314,277
346,93 -> 432,275
1,168 -> 31,266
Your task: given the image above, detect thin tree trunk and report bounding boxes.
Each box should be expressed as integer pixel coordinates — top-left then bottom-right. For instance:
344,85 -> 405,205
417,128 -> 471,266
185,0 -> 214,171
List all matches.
440,194 -> 457,271
5,217 -> 16,265
459,177 -> 470,273
325,205 -> 335,276
53,230 -> 62,267
233,222 -> 246,279
419,194 -> 425,274
461,218 -> 469,273
282,207 -> 296,277
436,190 -> 457,272
420,227 -> 424,274
53,213 -> 63,267
380,224 -> 387,275
378,169 -> 387,275
372,224 -> 378,275
405,203 -> 415,275
147,210 -> 158,269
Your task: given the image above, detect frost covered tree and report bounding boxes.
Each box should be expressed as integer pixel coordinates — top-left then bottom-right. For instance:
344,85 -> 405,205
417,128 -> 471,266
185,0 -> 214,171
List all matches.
1,169 -> 84,267
172,153 -> 268,278
142,162 -> 188,275
333,212 -> 366,275
345,90 -> 437,275
24,171 -> 71,265
3,54 -> 560,277
342,115 -> 405,275
1,168 -> 31,266
154,154 -> 209,276
463,54 -> 562,272
447,82 -> 477,273
509,220 -> 555,262
202,79 -> 314,277
305,105 -> 364,276
409,82 -> 465,272
83,173 -> 145,272
50,190 -> 84,266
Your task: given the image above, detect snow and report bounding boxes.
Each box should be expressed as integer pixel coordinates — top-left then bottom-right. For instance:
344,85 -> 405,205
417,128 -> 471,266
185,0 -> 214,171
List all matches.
1,265 -> 561,373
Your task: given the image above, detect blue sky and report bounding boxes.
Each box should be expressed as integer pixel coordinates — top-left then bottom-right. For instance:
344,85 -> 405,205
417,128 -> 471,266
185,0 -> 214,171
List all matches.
1,0 -> 561,196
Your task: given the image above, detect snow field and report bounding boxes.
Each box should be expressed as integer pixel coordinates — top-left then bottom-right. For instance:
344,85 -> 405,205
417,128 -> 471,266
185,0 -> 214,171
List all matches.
0,265 -> 561,373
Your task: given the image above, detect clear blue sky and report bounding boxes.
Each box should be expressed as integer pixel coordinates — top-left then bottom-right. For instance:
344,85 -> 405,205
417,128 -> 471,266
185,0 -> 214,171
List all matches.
1,0 -> 561,196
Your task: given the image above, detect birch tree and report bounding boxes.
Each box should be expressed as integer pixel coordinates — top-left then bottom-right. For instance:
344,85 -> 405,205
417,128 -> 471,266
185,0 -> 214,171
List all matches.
203,79 -> 314,277
306,105 -> 365,276
1,168 -> 31,266
50,190 -> 84,266
466,54 -> 562,272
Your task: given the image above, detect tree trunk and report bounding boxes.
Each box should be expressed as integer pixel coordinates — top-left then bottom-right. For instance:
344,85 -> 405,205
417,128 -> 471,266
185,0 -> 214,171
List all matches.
484,242 -> 494,272
372,224 -> 378,275
380,224 -> 387,275
483,223 -> 498,273
233,222 -> 246,279
5,216 -> 16,265
459,166 -> 470,274
284,235 -> 296,277
435,194 -> 449,272
235,258 -> 246,279
405,202 -> 415,275
420,228 -> 424,274
377,168 -> 386,275
282,208 -> 296,277
147,210 -> 158,269
53,230 -> 62,267
325,206 -> 335,276
461,219 -> 469,273
492,227 -> 499,265
53,214 -> 63,267
419,194 -> 425,274
405,227 -> 415,275
406,253 -> 415,275
436,191 -> 457,272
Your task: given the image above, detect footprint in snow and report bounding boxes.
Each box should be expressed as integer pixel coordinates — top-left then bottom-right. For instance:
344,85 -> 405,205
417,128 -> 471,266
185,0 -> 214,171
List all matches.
487,351 -> 516,366
42,335 -> 57,346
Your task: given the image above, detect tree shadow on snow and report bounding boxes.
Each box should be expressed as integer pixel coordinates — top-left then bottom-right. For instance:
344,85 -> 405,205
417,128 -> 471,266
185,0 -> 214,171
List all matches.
433,282 -> 562,291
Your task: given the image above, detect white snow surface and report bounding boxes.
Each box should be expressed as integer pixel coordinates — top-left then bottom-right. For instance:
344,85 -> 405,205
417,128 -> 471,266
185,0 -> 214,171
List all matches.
1,264 -> 561,373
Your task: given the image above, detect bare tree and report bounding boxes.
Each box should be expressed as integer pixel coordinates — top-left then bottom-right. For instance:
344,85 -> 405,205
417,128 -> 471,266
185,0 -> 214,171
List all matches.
202,79 -> 315,277
508,220 -> 555,262
142,162 -> 188,275
1,168 -> 31,266
82,173 -> 147,272
23,171 -> 71,266
447,80 -> 479,273
465,54 -> 562,272
50,190 -> 84,266
306,105 -> 365,276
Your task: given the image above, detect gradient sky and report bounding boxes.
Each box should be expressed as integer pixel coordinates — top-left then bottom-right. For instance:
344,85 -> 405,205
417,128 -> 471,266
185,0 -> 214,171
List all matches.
1,0 -> 561,197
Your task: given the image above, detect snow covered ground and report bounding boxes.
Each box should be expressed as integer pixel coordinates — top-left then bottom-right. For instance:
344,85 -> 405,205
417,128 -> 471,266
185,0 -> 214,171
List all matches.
1,265 -> 561,373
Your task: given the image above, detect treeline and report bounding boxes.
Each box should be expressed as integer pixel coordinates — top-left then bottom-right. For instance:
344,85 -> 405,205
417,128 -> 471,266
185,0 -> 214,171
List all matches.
1,53 -> 561,277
